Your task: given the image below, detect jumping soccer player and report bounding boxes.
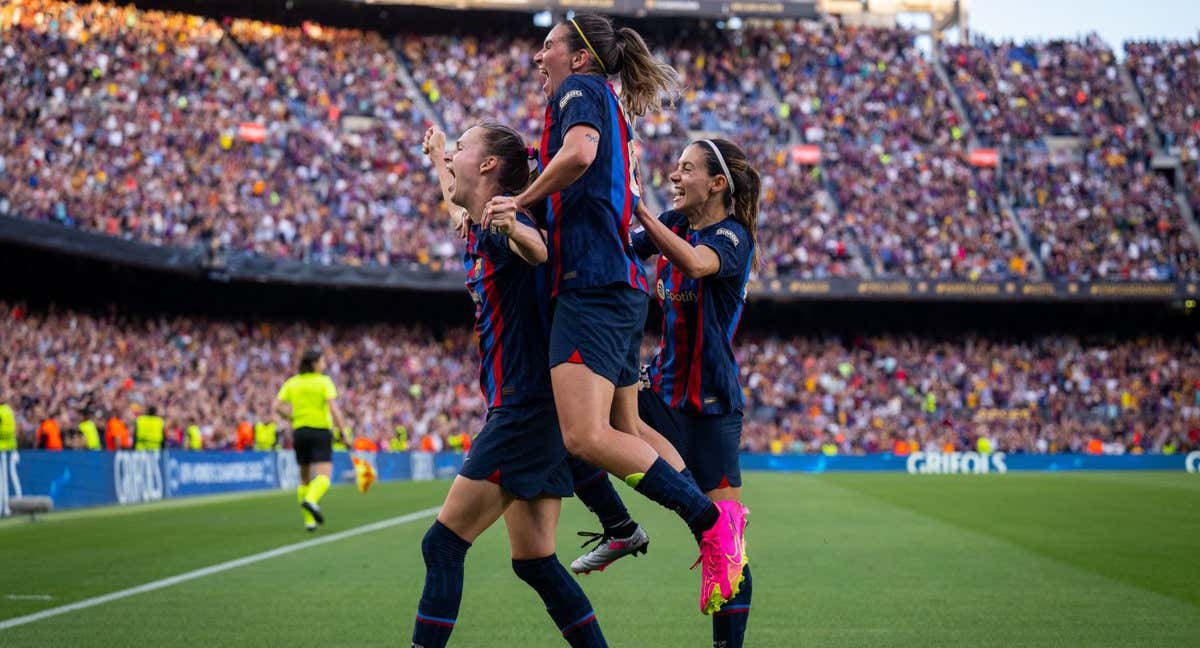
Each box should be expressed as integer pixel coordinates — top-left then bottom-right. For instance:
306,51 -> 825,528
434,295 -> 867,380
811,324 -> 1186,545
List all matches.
410,123 -> 607,648
632,138 -> 761,646
484,14 -> 746,614
275,346 -> 348,531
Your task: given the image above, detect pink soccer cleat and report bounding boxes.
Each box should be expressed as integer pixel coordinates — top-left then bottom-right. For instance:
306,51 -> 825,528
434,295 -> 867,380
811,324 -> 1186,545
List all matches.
694,500 -> 749,615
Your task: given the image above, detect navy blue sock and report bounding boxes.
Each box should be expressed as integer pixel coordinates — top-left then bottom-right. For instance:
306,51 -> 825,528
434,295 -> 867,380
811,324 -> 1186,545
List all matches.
570,459 -> 636,537
412,521 -> 470,648
512,555 -> 607,648
680,467 -> 697,487
633,458 -> 719,535
713,564 -> 752,648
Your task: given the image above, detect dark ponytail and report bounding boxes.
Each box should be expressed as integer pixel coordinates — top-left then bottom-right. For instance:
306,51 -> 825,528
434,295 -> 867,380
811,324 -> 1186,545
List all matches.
563,14 -> 680,117
697,139 -> 761,270
299,346 -> 321,374
474,122 -> 538,195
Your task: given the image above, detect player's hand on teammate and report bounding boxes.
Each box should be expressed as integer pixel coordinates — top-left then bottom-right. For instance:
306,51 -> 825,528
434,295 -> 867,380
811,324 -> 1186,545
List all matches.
482,196 -> 521,236
422,125 -> 446,160
634,201 -> 655,225
452,209 -> 470,239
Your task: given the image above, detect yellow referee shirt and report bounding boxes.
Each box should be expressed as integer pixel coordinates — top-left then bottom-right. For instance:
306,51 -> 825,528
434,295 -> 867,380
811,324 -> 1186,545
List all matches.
277,373 -> 337,430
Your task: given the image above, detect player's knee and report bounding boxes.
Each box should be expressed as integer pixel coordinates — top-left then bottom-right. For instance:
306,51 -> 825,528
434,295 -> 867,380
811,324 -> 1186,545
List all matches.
511,553 -> 557,583
422,521 -> 469,567
561,424 -> 605,461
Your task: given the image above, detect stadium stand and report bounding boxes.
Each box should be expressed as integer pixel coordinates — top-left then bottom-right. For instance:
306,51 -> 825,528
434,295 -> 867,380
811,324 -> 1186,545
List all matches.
2,2 -> 1199,459
2,301 -> 1196,456
3,1 -> 1200,285
1124,39 -> 1200,229
941,35 -> 1200,281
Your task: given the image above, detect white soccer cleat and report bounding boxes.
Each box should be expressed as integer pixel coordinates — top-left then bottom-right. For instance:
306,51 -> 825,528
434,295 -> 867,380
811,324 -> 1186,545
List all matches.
570,525 -> 650,574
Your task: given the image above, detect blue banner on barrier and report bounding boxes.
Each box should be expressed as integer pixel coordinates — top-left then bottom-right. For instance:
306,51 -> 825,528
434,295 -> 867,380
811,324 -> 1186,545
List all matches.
2,450 -> 1195,517
742,451 -> 1198,474
164,451 -> 280,498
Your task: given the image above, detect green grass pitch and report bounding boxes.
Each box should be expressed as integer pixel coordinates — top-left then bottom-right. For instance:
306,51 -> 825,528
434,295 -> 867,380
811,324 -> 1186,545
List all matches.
1,472 -> 1197,646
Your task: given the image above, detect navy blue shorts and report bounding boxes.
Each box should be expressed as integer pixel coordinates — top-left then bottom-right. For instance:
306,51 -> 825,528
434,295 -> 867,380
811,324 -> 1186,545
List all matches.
549,285 -> 648,388
637,389 -> 742,493
460,400 -> 573,500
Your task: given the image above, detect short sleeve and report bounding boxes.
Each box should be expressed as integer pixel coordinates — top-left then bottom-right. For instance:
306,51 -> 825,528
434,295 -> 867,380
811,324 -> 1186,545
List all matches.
515,211 -> 538,232
555,75 -> 604,136
631,228 -> 657,260
698,220 -> 752,280
275,378 -> 291,403
633,211 -> 688,260
525,200 -> 549,230
324,376 -> 338,401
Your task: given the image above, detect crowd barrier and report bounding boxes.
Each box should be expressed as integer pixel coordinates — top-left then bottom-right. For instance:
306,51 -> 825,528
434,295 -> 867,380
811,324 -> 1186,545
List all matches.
741,451 -> 1200,474
0,450 -> 464,518
2,450 -> 1197,517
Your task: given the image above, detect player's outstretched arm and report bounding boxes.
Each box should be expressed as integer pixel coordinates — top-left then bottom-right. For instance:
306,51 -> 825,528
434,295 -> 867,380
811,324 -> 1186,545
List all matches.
634,203 -> 720,278
510,125 -> 599,212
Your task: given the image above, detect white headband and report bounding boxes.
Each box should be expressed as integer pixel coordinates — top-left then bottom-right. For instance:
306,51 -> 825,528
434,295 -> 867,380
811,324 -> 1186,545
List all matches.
698,139 -> 735,196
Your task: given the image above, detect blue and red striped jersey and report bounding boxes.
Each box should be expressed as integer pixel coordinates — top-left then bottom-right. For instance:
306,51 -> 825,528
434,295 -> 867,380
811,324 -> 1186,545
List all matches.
633,211 -> 753,415
539,74 -> 647,297
464,215 -> 552,408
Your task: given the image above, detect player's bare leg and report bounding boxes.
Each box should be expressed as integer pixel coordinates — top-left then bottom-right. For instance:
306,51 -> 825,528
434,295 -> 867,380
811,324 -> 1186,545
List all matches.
506,497 -> 607,646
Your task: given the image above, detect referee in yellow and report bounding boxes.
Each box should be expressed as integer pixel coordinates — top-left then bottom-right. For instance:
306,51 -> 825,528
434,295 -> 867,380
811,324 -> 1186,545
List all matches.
275,346 -> 349,531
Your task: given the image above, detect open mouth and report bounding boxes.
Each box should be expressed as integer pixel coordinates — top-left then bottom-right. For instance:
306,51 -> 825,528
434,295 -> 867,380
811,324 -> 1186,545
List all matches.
539,67 -> 550,92
671,186 -> 685,204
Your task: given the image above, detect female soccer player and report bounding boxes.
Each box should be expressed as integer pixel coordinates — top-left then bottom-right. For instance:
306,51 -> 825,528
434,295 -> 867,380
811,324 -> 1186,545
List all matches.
411,123 -> 607,648
484,14 -> 746,614
632,138 -> 761,647
275,346 -> 348,531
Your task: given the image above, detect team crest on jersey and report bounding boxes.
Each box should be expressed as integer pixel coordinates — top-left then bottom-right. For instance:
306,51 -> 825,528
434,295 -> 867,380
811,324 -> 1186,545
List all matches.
472,259 -> 482,276
716,227 -> 740,247
559,89 -> 584,110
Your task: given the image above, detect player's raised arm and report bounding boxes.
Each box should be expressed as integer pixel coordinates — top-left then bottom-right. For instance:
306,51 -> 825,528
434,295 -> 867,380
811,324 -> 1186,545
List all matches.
634,201 -> 721,279
423,125 -> 469,235
512,124 -> 599,211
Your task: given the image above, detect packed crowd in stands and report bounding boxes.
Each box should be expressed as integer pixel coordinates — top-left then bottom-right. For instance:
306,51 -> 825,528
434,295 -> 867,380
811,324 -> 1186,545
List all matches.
2,1 -> 1200,283
942,36 -> 1147,147
1009,147 -> 1198,280
942,35 -> 1200,281
3,302 -> 1197,455
227,19 -> 461,269
825,143 -> 1034,280
0,301 -> 483,452
1124,39 -> 1200,226
4,1 -> 1199,284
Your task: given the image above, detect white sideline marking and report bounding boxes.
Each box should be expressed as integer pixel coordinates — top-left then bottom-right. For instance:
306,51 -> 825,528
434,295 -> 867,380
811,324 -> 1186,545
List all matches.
0,506 -> 440,632
4,595 -> 53,601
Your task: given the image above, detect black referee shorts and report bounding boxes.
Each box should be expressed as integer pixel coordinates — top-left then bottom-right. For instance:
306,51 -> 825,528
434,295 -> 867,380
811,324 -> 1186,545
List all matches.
293,427 -> 333,464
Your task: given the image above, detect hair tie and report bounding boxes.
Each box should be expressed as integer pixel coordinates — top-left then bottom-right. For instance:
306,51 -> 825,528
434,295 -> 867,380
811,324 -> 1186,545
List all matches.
698,139 -> 735,196
527,146 -> 538,160
569,18 -> 608,75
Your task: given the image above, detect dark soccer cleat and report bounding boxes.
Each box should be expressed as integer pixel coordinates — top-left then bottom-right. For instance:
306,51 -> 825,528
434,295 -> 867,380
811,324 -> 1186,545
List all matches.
302,500 -> 324,525
570,525 -> 650,574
